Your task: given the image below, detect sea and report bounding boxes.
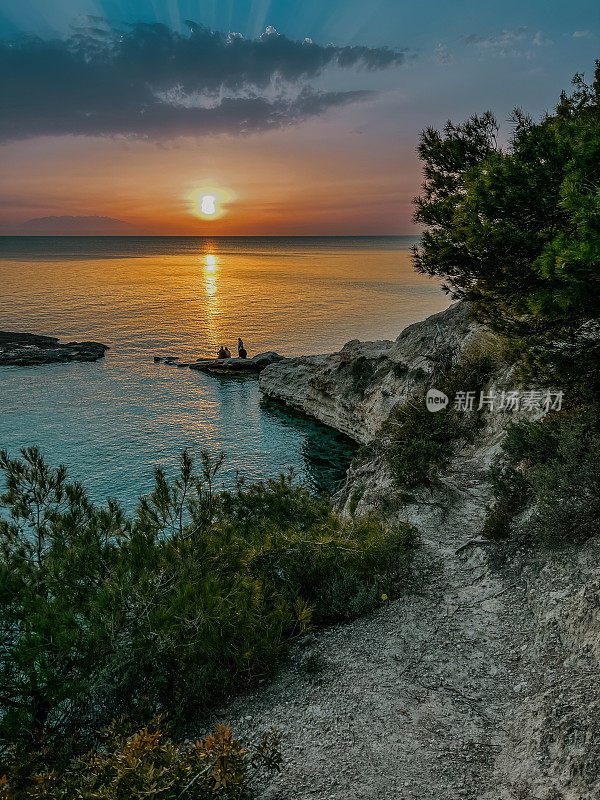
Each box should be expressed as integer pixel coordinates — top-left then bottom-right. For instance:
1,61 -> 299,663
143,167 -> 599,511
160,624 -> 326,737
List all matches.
0,236 -> 449,509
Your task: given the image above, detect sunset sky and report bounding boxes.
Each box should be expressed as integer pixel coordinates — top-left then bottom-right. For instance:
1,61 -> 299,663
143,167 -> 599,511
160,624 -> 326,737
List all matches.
1,0 -> 598,235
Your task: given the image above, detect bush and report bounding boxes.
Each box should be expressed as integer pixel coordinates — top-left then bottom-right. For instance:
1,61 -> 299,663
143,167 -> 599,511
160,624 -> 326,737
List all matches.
1,717 -> 282,800
247,510 -> 416,624
0,448 -> 417,766
484,405 -> 600,546
336,356 -> 381,398
383,339 -> 501,487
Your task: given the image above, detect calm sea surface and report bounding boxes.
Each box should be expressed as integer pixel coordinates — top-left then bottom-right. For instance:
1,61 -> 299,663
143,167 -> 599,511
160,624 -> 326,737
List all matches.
0,236 -> 449,507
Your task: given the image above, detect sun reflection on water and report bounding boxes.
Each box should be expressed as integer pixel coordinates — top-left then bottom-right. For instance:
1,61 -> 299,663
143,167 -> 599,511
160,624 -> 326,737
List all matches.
203,253 -> 218,295
203,252 -> 220,353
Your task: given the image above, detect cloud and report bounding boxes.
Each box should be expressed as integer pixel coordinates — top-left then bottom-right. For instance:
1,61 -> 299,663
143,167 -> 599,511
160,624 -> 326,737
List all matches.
0,21 -> 405,142
532,31 -> 553,47
463,27 -> 551,58
572,30 -> 594,39
433,44 -> 453,64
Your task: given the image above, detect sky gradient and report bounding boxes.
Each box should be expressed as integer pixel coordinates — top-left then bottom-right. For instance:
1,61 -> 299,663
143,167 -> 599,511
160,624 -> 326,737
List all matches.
1,0 -> 598,234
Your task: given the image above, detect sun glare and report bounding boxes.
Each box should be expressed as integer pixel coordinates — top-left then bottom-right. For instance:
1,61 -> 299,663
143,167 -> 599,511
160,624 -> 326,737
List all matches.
187,185 -> 234,221
200,194 -> 217,216
205,254 -> 217,270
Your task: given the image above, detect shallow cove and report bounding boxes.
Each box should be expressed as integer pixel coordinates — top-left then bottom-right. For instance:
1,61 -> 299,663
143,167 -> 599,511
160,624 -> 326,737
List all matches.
0,236 -> 449,507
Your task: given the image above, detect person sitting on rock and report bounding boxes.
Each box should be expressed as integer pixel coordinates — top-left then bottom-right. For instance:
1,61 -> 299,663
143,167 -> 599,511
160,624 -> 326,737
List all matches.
217,344 -> 228,359
223,346 -> 232,358
237,337 -> 248,359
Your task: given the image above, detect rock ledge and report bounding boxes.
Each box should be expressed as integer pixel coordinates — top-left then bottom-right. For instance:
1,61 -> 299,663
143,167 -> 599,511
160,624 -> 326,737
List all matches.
188,352 -> 283,375
0,331 -> 109,366
259,302 -> 477,443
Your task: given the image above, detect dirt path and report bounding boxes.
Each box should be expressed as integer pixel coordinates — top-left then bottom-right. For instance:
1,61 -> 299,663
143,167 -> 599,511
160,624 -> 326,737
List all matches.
230,305 -> 600,799
211,474 -> 539,800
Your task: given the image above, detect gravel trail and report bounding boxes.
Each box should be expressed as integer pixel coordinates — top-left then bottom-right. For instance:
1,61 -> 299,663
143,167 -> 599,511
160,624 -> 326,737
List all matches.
211,482 -> 539,800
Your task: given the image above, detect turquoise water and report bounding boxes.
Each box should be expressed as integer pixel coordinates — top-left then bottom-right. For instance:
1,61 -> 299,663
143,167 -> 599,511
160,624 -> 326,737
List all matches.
0,236 -> 448,508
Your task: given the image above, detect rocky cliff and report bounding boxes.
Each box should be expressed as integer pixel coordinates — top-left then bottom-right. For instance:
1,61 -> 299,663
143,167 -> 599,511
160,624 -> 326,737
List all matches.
241,301 -> 600,800
259,302 -> 480,443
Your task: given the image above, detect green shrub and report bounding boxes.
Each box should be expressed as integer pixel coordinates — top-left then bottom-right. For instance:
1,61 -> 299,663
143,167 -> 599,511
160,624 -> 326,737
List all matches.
299,649 -> 326,676
337,356 -> 381,398
0,448 -> 417,766
347,485 -> 364,517
410,367 -> 428,383
383,339 -> 501,487
484,405 -> 600,546
481,505 -> 514,541
384,399 -> 465,487
391,361 -> 409,378
247,511 -> 416,624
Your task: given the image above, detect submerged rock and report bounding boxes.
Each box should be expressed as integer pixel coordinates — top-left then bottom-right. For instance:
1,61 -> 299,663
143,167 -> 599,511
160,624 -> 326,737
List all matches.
0,331 -> 109,366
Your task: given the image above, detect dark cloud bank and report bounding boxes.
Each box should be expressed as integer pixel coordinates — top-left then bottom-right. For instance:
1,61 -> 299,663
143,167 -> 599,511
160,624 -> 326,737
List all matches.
0,21 -> 405,142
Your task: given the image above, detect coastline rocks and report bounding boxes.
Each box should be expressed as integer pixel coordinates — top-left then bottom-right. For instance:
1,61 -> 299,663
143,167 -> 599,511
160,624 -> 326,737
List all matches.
188,351 -> 283,375
0,331 -> 109,366
246,302 -> 600,800
259,302 -> 480,444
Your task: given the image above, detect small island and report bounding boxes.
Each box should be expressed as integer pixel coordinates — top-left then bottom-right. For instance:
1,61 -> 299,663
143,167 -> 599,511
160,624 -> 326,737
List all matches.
0,331 -> 109,366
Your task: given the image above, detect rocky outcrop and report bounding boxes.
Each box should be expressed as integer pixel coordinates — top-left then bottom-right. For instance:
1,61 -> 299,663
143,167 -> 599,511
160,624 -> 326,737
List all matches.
154,351 -> 283,374
242,300 -> 600,800
188,351 -> 283,375
0,331 -> 109,366
259,302 -> 480,443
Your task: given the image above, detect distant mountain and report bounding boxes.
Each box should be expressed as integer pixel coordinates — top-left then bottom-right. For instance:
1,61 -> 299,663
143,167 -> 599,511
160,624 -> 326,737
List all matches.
5,216 -> 137,235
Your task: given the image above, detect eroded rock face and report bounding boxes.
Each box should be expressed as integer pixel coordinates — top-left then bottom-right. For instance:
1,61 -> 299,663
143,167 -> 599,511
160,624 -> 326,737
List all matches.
0,331 -> 109,366
489,540 -> 600,800
259,299 -> 600,799
216,301 -> 600,800
259,302 -> 480,443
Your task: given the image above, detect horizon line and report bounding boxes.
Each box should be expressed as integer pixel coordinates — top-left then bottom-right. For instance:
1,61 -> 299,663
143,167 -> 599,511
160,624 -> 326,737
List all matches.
0,233 -> 421,238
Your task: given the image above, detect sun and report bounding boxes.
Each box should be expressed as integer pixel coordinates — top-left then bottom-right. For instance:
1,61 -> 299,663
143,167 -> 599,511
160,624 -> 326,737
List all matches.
187,185 -> 234,221
200,194 -> 217,216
